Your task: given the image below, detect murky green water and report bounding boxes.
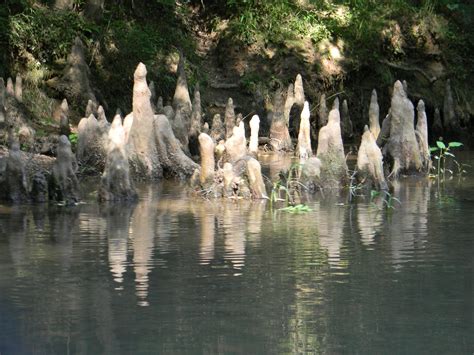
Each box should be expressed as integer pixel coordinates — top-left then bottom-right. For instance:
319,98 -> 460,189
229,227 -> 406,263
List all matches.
1,154 -> 473,354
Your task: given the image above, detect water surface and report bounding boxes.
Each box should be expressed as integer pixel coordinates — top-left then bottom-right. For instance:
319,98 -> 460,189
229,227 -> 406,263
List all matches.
0,154 -> 473,354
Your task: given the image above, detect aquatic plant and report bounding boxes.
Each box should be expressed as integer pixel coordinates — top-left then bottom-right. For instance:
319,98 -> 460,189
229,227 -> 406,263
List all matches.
429,140 -> 465,180
370,190 -> 401,210
269,162 -> 308,209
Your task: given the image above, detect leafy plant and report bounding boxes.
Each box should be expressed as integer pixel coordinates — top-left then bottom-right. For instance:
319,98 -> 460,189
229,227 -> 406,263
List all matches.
429,140 -> 465,180
269,163 -> 307,210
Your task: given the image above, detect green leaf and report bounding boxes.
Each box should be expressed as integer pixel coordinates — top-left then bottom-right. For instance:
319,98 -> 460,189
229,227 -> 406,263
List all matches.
445,152 -> 455,157
436,141 -> 446,149
429,146 -> 439,152
448,142 -> 463,148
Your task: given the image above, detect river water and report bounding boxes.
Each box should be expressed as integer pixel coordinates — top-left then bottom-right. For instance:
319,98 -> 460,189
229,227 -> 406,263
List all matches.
0,153 -> 473,354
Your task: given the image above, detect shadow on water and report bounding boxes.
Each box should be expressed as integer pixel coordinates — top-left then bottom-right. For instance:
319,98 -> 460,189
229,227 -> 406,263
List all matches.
0,154 -> 473,353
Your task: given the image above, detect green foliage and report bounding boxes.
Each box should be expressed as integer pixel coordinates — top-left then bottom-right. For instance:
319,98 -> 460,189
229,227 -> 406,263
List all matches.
430,140 -> 467,180
269,163 -> 307,209
9,7 -> 98,65
68,133 -> 78,145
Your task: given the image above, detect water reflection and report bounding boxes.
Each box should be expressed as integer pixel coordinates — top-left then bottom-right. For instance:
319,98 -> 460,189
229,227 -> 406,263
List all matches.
0,163 -> 472,354
314,197 -> 346,268
357,199 -> 384,246
130,186 -> 156,306
104,204 -> 134,286
387,179 -> 431,268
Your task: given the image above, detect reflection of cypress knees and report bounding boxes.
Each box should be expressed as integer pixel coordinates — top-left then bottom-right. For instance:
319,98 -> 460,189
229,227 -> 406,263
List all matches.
50,135 -> 79,204
99,114 -> 137,202
357,126 -> 387,190
384,81 -> 424,177
369,89 -> 380,140
316,107 -> 348,186
297,101 -> 312,159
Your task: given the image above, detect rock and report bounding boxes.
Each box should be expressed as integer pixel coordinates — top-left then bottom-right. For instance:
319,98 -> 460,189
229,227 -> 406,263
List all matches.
357,126 -> 387,190
297,101 -> 312,159
369,89 -> 380,139
99,114 -> 137,202
50,135 -> 80,204
383,81 -> 424,177
249,115 -> 260,156
316,107 -> 348,186
225,97 -> 236,139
